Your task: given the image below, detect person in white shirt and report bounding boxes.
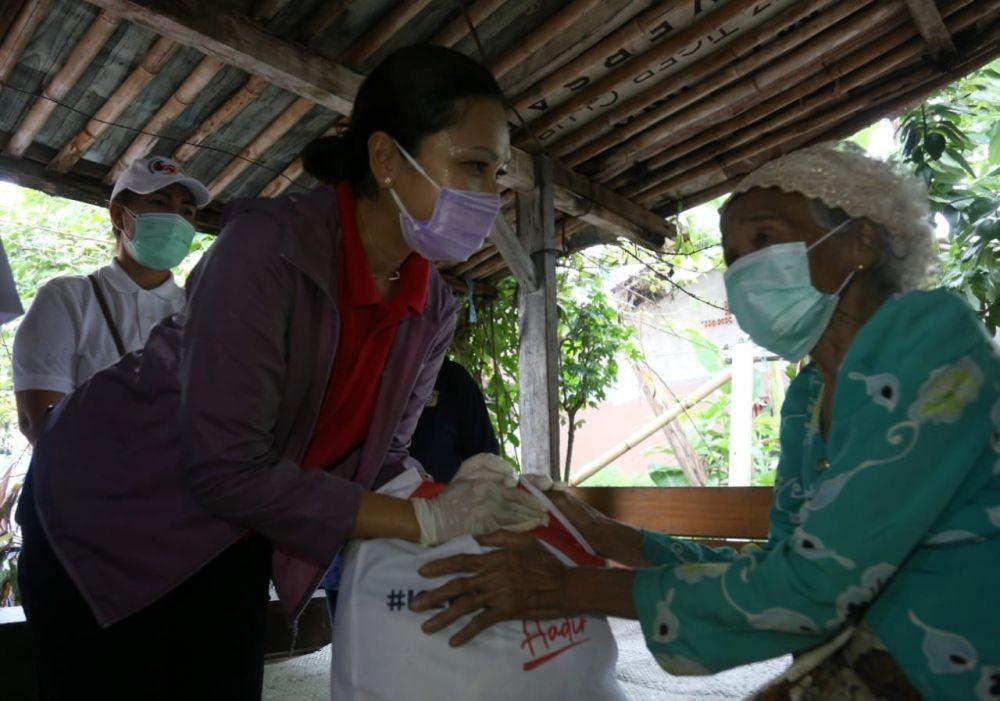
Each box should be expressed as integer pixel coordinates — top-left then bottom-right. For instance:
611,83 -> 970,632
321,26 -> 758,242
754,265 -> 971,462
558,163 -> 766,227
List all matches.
12,156 -> 211,444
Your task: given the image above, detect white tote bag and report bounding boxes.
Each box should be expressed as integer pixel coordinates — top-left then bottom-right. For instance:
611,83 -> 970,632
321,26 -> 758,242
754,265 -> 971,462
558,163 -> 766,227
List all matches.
330,469 -> 628,701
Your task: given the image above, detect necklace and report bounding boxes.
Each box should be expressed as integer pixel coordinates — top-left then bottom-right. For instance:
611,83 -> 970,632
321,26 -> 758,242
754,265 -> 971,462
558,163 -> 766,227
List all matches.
373,270 -> 401,281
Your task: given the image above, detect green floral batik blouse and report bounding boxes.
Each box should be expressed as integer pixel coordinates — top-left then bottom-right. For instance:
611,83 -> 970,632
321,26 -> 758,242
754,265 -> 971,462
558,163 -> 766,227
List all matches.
632,289 -> 1000,701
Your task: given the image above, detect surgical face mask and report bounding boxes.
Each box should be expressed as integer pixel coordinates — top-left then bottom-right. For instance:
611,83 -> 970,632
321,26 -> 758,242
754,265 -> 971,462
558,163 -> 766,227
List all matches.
723,219 -> 856,362
387,138 -> 501,262
121,207 -> 196,271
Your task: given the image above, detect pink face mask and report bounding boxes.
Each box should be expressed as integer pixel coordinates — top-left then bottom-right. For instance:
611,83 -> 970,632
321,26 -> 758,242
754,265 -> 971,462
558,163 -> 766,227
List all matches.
388,138 -> 501,262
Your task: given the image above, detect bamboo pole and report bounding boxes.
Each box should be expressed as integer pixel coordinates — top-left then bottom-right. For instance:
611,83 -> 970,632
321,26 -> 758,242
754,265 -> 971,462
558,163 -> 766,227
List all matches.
296,1 -> 353,45
570,370 -> 732,486
0,0 -> 48,85
206,96 -> 315,197
257,120 -> 342,198
251,0 -> 292,22
103,55 -> 224,185
513,0 -> 761,144
651,25 -> 1000,216
48,36 -> 177,173
4,10 -> 120,158
590,0 -> 908,182
510,1 -> 684,114
171,74 -> 269,164
432,0 -> 506,48
555,0 -> 848,165
491,0 -> 604,79
628,0 -> 991,202
341,0 -> 434,66
904,0 -> 956,59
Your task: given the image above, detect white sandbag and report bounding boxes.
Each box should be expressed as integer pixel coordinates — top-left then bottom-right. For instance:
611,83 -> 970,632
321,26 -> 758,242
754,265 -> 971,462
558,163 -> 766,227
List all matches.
331,469 -> 628,701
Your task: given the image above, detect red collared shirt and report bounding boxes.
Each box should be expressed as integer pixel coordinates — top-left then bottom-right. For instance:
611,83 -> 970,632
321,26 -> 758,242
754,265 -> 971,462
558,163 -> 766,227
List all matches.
302,182 -> 430,469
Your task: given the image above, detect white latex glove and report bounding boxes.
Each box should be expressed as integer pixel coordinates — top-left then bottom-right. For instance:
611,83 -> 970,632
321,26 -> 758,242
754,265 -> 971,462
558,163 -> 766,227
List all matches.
412,480 -> 548,546
453,453 -> 519,488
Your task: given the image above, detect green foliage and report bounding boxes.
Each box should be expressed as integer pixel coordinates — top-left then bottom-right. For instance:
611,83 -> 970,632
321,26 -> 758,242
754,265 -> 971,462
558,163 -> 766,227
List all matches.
896,60 -> 1000,331
0,465 -> 21,607
452,258 -> 639,477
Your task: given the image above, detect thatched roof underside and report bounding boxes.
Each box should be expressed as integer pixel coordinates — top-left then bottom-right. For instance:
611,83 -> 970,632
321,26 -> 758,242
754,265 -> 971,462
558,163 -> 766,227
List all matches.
1,0 -> 998,288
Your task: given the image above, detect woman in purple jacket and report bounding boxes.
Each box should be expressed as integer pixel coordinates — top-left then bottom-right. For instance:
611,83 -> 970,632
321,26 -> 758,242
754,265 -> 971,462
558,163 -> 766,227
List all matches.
16,45 -> 544,700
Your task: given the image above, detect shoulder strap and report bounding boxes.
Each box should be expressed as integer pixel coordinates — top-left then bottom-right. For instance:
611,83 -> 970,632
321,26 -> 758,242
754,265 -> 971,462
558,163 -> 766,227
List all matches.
87,273 -> 126,358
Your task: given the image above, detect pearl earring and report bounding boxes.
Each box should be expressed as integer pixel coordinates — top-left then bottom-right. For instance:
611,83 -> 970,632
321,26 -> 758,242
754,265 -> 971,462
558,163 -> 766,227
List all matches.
384,178 -> 391,186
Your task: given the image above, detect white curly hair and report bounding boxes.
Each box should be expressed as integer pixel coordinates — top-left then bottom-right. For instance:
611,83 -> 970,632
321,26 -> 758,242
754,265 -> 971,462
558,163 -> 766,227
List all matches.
725,142 -> 938,292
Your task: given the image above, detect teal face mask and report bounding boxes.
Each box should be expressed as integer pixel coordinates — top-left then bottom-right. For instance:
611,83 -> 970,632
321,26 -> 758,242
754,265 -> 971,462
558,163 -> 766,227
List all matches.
122,209 -> 195,270
723,219 -> 855,362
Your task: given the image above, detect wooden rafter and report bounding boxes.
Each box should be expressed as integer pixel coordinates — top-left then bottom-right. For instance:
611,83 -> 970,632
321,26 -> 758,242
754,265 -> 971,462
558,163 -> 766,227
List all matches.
103,54 -> 224,185
48,35 -> 177,172
205,96 -> 314,197
84,0 -> 361,115
81,0 -> 672,249
904,0 -> 957,60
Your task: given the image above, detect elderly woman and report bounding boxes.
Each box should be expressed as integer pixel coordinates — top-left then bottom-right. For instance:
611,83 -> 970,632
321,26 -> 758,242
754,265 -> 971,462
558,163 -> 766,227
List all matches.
411,144 -> 1000,700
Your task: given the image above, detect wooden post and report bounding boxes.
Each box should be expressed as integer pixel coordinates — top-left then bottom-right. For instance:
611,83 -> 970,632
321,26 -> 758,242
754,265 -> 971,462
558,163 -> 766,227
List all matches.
516,154 -> 560,479
728,342 -> 754,487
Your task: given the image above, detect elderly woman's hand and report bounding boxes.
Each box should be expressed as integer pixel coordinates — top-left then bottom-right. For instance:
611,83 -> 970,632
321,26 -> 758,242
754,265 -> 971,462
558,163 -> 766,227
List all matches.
410,531 -> 568,646
546,491 -> 651,568
411,531 -> 637,646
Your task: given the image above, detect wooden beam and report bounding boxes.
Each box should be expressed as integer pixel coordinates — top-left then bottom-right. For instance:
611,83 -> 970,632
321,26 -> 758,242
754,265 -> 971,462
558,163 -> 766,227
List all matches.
172,74 -> 268,164
439,273 -> 497,297
80,0 -> 669,244
83,0 -> 361,115
5,10 -> 119,158
571,487 -> 772,540
0,0 -> 48,85
49,35 -> 177,173
904,0 -> 957,59
103,55 -> 224,185
517,153 -> 560,479
488,217 -> 537,292
340,0 -> 434,66
206,96 -> 314,197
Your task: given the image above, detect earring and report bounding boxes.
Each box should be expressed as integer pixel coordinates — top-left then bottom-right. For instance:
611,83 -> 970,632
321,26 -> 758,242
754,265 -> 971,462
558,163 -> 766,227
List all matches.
857,263 -> 865,271
383,177 -> 391,186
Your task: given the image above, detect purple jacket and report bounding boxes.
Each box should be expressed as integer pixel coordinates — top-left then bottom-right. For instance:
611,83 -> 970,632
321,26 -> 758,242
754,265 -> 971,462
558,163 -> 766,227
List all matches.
31,186 -> 458,626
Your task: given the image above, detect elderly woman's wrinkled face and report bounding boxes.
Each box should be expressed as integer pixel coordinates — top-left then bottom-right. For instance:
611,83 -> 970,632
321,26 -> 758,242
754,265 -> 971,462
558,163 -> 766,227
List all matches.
720,188 -> 873,295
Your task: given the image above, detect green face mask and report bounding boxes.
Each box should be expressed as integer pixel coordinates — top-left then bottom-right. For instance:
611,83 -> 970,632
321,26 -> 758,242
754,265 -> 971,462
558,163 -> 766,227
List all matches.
123,208 -> 195,270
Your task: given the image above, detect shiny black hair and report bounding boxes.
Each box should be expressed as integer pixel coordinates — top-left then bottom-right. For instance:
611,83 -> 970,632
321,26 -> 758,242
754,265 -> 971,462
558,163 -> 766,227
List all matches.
302,45 -> 504,197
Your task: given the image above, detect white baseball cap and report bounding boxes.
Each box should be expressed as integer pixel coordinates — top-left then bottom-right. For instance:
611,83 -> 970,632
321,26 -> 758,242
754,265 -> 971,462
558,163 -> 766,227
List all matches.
110,156 -> 212,208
